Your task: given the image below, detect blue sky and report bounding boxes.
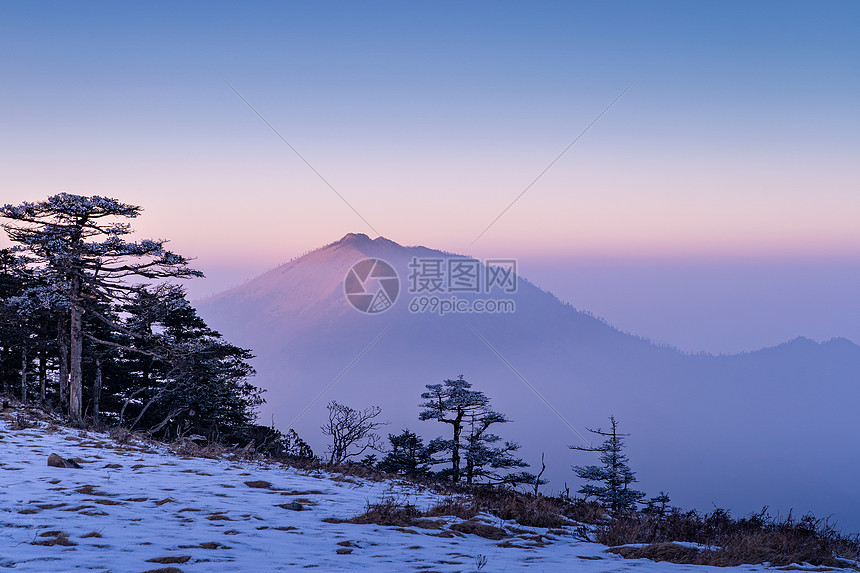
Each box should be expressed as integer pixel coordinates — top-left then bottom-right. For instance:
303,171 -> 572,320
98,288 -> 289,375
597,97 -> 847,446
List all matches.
2,1 -> 859,351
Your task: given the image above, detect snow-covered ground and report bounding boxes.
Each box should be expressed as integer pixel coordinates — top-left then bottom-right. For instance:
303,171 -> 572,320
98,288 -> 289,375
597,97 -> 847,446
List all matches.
0,408 -> 784,572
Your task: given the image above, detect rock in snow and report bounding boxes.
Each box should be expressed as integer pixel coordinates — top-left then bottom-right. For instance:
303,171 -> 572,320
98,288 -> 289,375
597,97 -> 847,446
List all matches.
47,452 -> 82,469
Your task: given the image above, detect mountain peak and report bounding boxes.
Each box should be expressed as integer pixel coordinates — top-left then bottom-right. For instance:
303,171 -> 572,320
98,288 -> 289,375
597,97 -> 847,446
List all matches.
335,232 -> 373,245
329,233 -> 406,253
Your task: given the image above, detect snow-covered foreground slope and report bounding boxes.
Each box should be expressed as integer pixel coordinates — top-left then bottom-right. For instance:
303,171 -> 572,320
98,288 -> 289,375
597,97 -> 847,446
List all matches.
1,409 -> 775,573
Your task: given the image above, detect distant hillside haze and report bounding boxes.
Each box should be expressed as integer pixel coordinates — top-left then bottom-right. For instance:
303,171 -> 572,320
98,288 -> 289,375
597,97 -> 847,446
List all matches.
197,233 -> 860,533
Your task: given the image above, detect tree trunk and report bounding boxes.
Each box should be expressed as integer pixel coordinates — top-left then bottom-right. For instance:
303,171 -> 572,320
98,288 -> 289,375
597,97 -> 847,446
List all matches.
119,386 -> 147,426
20,346 -> 27,403
39,352 -> 46,403
92,357 -> 102,425
130,385 -> 168,430
534,452 -> 546,496
2,346 -> 9,396
69,278 -> 84,423
57,316 -> 69,411
451,409 -> 463,482
147,408 -> 185,436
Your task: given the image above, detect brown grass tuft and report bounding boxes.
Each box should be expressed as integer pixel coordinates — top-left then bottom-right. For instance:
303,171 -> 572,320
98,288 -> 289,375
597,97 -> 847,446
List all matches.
348,497 -> 422,526
424,497 -> 478,520
450,519 -> 509,540
74,484 -> 115,497
609,542 -> 701,563
33,531 -> 76,546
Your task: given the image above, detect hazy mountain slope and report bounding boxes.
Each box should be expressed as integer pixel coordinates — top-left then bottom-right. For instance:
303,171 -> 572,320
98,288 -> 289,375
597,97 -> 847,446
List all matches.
196,234 -> 860,533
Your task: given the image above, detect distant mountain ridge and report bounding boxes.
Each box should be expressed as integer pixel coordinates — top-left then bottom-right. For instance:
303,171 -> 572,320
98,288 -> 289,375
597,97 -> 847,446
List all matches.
197,233 -> 860,533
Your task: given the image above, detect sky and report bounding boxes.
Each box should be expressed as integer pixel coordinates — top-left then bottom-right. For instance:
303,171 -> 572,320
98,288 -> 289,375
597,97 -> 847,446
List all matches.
1,1 -> 859,353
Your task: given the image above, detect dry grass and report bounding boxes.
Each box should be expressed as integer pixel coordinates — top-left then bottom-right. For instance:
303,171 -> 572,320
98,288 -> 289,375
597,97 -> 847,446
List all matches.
424,497 -> 479,520
74,484 -> 115,497
474,490 -> 572,529
420,486 -> 595,530
599,508 -> 860,568
328,480 -> 608,541
609,542 -> 701,563
9,412 -> 35,430
449,520 -> 508,540
170,437 -> 225,459
348,497 -> 423,526
564,500 -> 609,525
33,530 -> 76,546
327,497 -> 445,531
81,531 -> 102,538
334,486 -> 860,568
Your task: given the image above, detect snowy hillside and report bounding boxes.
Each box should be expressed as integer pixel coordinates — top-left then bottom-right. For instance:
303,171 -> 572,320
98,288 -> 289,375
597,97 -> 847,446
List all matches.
0,406 -> 789,573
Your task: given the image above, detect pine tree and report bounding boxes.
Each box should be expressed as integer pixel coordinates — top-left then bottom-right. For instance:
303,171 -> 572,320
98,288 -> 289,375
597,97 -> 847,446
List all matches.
378,429 -> 432,476
419,375 -> 488,482
462,410 -> 530,485
1,195 -> 263,441
283,429 -> 315,460
643,491 -> 671,518
420,375 -> 533,485
0,249 -> 30,397
1,194 -> 200,422
0,249 -> 58,403
119,285 -> 261,441
570,415 -> 645,515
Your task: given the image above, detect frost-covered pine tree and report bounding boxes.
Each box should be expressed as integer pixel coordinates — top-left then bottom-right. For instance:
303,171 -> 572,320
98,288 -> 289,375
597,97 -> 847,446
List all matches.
462,411 -> 531,485
420,376 -> 489,482
0,194 -> 201,422
420,375 -> 533,485
0,249 -> 65,403
570,415 -> 645,515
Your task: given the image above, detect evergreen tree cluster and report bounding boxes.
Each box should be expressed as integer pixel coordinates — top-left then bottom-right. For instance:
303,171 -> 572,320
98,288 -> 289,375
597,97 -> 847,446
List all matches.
315,375 -> 653,506
0,194 -> 263,443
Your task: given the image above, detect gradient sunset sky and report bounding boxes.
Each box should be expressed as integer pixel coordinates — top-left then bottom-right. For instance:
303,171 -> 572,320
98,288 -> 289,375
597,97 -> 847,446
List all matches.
2,1 -> 859,351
